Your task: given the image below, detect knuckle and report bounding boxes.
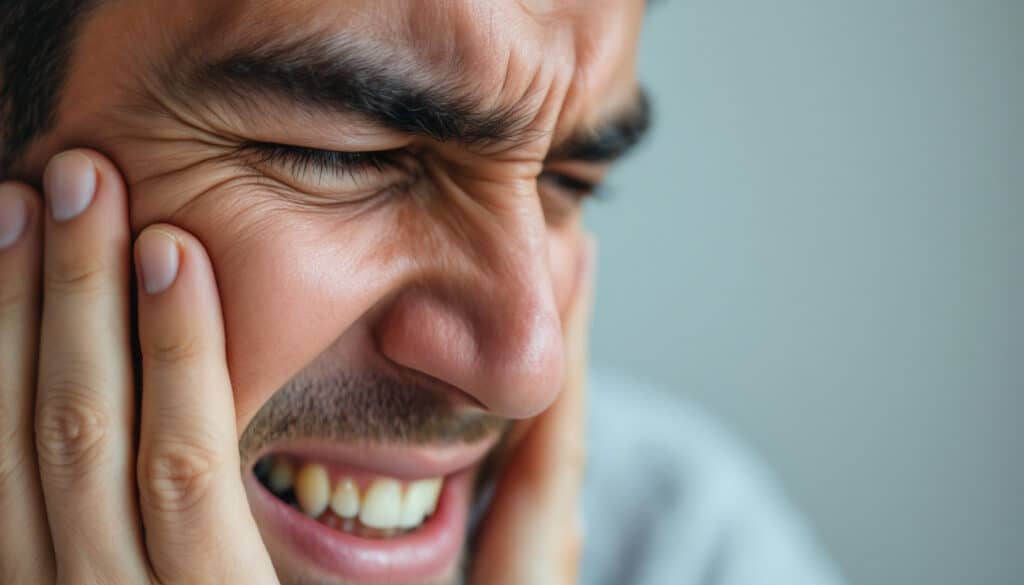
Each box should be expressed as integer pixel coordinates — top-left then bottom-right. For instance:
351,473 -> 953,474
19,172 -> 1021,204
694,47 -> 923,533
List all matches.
143,334 -> 204,366
43,252 -> 108,295
140,439 -> 222,514
0,397 -> 21,440
35,389 -> 111,475
0,277 -> 30,316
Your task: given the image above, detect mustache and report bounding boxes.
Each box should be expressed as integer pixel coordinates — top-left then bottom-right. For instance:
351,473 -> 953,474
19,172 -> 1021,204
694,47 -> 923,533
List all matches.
238,371 -> 509,459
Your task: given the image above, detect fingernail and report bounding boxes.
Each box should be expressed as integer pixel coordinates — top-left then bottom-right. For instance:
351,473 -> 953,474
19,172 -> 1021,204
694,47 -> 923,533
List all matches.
0,184 -> 29,250
137,230 -> 180,295
44,151 -> 97,222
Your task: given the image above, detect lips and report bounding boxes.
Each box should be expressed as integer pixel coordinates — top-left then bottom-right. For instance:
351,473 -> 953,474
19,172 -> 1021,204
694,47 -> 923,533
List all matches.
245,438 -> 497,584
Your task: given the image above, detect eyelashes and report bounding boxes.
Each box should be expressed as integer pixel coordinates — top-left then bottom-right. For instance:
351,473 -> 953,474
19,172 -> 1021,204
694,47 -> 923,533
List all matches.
244,141 -> 603,200
539,172 -> 600,200
243,142 -> 406,182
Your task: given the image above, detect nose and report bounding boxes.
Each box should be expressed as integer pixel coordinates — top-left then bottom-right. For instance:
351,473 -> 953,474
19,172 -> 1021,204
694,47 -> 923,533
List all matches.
373,207 -> 565,420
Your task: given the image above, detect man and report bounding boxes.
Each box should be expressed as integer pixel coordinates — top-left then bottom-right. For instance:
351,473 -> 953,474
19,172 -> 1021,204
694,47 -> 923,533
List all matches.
0,1 -> 843,584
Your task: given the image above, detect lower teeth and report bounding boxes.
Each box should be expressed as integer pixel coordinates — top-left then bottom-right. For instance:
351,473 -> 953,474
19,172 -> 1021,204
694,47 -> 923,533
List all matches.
319,510 -> 407,538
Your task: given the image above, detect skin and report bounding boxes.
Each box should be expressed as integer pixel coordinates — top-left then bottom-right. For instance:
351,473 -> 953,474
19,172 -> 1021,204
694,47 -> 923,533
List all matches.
0,1 -> 645,584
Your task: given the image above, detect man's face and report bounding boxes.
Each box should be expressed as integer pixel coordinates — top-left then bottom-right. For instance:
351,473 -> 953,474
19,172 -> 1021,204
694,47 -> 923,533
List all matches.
21,1 -> 647,583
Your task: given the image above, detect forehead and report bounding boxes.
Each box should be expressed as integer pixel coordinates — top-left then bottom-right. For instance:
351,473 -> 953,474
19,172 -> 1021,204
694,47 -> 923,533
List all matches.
88,0 -> 644,142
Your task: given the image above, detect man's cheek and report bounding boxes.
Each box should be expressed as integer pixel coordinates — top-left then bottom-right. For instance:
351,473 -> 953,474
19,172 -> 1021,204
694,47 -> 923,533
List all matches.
186,208 -> 403,428
126,168 -> 398,428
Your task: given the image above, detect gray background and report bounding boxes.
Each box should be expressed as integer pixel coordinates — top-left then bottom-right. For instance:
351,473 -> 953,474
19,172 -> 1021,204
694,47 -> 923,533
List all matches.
585,1 -> 1022,584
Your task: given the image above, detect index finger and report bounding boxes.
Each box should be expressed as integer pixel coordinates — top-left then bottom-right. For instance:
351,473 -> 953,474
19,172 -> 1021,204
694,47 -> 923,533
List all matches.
133,225 -> 277,585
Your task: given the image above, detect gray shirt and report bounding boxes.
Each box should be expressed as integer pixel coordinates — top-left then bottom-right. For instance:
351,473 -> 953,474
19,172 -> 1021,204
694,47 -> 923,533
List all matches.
581,368 -> 844,585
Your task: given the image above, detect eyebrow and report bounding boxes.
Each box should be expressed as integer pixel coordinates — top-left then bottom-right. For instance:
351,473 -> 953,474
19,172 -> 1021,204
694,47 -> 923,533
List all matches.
170,37 -> 651,161
547,90 -> 652,164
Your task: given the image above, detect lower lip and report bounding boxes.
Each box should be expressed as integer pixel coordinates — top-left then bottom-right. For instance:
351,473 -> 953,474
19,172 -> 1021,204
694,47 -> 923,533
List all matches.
247,468 -> 472,584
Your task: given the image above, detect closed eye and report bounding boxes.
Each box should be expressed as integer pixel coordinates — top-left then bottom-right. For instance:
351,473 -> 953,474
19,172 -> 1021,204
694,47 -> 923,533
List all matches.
540,172 -> 601,199
243,142 -> 605,203
243,142 -> 405,181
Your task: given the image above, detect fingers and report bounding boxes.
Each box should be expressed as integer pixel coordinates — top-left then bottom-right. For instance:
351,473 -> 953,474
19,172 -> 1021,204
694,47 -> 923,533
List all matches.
0,182 -> 54,583
471,236 -> 595,585
134,225 -> 277,585
33,150 -> 149,581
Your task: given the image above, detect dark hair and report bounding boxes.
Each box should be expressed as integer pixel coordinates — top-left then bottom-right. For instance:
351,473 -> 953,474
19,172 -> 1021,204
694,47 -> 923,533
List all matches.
0,0 -> 96,178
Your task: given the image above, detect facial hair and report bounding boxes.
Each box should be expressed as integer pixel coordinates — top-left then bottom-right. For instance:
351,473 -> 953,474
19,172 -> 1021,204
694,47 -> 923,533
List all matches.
238,369 -> 509,585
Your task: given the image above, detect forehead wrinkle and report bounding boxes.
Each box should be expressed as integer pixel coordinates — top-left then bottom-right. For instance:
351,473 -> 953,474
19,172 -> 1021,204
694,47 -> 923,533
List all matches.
371,0 -> 569,148
141,0 -> 641,161
546,0 -> 645,147
159,30 -> 547,149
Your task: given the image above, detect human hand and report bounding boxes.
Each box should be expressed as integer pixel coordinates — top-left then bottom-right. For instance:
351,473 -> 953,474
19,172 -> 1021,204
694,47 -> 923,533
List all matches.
0,150 -> 279,584
470,238 -> 595,585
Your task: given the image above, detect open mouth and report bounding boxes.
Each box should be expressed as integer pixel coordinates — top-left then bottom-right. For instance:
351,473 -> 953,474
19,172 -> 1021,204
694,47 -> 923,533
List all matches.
244,439 -> 497,584
254,454 -> 444,538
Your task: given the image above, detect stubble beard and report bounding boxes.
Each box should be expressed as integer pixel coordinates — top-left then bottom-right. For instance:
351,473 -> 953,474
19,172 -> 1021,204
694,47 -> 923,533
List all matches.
238,369 -> 509,585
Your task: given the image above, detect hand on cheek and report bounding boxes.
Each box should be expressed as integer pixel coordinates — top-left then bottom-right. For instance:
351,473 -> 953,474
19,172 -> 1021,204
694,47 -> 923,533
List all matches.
0,149 -> 279,585
134,225 -> 277,583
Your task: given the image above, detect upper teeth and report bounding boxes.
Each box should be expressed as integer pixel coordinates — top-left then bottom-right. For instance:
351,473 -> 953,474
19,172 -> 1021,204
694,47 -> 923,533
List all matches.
400,477 -> 442,528
262,458 -> 443,532
268,458 -> 295,494
294,464 -> 330,518
360,478 -> 402,528
331,478 -> 360,519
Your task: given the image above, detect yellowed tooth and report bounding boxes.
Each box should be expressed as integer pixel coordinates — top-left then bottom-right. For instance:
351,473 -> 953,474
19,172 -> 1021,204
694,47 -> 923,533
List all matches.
268,457 -> 295,494
294,463 -> 330,517
360,478 -> 402,529
330,478 -> 360,519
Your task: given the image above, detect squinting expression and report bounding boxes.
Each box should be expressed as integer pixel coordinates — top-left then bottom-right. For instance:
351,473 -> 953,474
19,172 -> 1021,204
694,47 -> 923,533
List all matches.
21,1 -> 649,583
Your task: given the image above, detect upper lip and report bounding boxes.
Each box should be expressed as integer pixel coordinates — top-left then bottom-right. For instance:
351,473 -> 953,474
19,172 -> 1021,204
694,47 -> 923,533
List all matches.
251,434 -> 502,480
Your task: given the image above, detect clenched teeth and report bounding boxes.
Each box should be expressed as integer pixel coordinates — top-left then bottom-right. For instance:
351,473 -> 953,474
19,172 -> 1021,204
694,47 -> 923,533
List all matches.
254,456 -> 444,538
